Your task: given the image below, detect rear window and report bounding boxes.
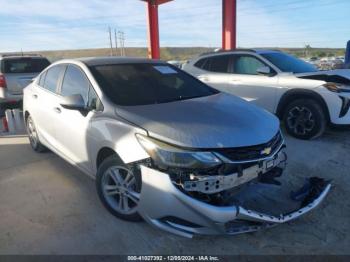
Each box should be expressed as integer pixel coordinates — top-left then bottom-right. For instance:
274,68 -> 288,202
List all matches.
2,58 -> 50,74
194,55 -> 230,73
89,63 -> 219,106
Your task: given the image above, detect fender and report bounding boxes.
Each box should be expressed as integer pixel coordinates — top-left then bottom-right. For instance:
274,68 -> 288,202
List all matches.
276,89 -> 330,121
88,117 -> 149,176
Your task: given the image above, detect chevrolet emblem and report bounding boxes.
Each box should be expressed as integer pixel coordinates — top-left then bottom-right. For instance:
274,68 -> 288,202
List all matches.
261,147 -> 272,155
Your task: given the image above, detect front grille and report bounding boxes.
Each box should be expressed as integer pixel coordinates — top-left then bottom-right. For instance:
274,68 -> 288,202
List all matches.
215,131 -> 283,162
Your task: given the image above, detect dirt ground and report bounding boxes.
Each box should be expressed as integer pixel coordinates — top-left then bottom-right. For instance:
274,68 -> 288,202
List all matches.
0,128 -> 349,255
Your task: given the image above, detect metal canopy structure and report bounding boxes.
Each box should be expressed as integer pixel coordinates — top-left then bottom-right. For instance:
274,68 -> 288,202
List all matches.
222,0 -> 237,51
141,0 -> 237,59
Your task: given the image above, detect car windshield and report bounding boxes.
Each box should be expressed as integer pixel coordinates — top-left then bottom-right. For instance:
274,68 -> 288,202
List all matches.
89,63 -> 219,106
261,52 -> 318,73
3,58 -> 50,73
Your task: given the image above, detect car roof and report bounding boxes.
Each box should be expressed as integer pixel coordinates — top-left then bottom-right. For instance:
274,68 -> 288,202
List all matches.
0,56 -> 47,60
76,56 -> 165,66
199,49 -> 281,57
254,49 -> 281,54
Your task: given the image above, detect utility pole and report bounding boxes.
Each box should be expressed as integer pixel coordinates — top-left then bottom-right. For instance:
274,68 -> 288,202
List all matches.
114,28 -> 118,56
123,32 -> 126,56
305,44 -> 311,58
118,31 -> 125,56
108,26 -> 114,56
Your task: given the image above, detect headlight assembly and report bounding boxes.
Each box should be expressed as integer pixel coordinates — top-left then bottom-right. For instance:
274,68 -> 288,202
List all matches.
136,134 -> 222,169
323,82 -> 340,92
323,82 -> 350,93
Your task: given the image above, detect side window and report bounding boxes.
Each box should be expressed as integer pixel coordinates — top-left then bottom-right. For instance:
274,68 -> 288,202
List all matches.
207,55 -> 230,73
194,58 -> 207,69
88,86 -> 103,111
202,58 -> 211,71
38,70 -> 47,87
61,65 -> 90,103
232,55 -> 266,75
195,55 -> 230,73
43,65 -> 64,93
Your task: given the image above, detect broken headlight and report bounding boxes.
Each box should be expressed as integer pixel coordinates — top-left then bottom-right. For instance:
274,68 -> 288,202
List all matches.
136,134 -> 222,169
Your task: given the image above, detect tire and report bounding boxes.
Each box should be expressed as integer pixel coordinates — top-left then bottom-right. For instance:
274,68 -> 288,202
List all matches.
0,104 -> 4,118
26,115 -> 47,152
282,99 -> 327,140
96,155 -> 143,222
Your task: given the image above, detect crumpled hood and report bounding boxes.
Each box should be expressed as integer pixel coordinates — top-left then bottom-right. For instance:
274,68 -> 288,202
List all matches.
116,93 -> 279,149
295,69 -> 350,84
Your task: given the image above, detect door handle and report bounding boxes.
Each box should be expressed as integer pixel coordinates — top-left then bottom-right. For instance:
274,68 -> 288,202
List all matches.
229,79 -> 242,84
32,94 -> 38,99
198,76 -> 209,82
53,107 -> 61,114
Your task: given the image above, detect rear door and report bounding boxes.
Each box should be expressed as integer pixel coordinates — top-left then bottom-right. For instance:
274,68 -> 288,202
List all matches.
226,54 -> 278,112
2,57 -> 50,95
194,55 -> 231,91
31,64 -> 66,148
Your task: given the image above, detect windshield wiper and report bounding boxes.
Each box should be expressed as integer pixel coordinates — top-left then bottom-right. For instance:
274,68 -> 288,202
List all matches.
159,94 -> 215,104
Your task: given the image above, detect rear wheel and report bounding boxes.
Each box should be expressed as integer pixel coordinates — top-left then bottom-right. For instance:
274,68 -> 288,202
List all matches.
26,115 -> 47,152
283,99 -> 326,140
0,104 -> 4,118
96,155 -> 142,222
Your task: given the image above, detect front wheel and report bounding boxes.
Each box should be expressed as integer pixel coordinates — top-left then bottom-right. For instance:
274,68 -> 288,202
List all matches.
96,155 -> 142,222
283,99 -> 327,140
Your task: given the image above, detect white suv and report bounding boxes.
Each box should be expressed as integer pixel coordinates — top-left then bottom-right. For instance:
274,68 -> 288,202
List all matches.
183,49 -> 350,139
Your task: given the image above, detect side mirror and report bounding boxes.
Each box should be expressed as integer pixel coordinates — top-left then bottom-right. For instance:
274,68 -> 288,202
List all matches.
256,66 -> 272,76
60,94 -> 86,111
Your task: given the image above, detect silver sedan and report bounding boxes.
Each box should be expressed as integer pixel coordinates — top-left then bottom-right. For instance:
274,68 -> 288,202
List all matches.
23,57 -> 330,237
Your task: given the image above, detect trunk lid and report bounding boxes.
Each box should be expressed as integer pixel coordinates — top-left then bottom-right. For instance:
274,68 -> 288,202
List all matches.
4,73 -> 38,94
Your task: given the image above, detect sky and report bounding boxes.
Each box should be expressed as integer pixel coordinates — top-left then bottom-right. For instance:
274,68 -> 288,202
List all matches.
0,0 -> 348,52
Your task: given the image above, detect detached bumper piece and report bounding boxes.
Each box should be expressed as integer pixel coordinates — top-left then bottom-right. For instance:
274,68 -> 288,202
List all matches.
138,166 -> 331,238
229,178 -> 331,234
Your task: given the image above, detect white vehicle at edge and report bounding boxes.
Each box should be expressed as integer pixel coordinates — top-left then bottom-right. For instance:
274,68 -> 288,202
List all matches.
183,49 -> 350,139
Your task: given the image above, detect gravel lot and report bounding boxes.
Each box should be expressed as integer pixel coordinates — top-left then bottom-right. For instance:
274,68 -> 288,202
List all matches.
0,129 -> 349,255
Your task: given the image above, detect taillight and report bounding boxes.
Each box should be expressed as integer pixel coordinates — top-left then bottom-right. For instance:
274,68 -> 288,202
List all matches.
0,74 -> 6,88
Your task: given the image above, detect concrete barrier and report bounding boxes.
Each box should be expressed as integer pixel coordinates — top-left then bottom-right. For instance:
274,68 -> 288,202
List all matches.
1,109 -> 25,135
13,109 -> 25,132
0,117 -> 5,133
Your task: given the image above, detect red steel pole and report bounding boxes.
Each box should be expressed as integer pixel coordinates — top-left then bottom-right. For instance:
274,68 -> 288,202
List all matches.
142,0 -> 173,59
222,0 -> 237,50
146,1 -> 160,59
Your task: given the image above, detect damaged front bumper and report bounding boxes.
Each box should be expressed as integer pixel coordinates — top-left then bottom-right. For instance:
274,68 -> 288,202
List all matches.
137,165 -> 331,238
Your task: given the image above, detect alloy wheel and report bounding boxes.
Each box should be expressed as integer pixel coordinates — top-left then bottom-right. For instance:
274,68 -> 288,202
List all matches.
101,166 -> 140,215
286,106 -> 315,136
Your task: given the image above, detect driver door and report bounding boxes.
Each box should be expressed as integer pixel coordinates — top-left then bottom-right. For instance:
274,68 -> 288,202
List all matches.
226,54 -> 279,112
54,64 -> 102,173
